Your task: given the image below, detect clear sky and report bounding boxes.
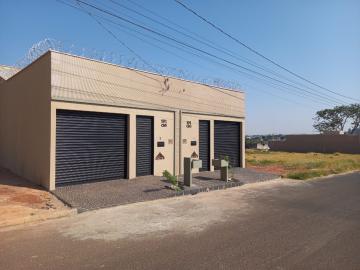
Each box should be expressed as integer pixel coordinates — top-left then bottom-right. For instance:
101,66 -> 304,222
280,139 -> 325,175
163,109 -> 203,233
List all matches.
1,0 -> 359,135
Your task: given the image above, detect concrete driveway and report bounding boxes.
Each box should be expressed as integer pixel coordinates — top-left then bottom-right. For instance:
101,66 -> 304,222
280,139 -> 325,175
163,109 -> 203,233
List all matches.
0,172 -> 359,270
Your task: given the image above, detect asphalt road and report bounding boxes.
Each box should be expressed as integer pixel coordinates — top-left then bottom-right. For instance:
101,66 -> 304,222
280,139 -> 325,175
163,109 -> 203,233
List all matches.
1,172 -> 359,270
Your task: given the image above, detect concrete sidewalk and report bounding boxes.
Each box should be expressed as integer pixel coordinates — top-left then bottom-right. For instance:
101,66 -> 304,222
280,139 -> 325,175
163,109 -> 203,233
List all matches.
0,168 -> 75,228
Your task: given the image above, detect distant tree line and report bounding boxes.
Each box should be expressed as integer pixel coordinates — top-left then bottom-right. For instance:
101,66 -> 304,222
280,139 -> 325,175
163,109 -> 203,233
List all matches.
313,104 -> 360,134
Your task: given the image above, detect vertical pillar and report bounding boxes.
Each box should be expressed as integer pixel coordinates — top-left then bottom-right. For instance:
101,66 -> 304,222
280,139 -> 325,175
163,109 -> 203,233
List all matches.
49,104 -> 56,190
220,166 -> 229,181
184,157 -> 192,186
210,119 -> 215,171
174,110 -> 181,176
128,113 -> 136,179
241,120 -> 245,168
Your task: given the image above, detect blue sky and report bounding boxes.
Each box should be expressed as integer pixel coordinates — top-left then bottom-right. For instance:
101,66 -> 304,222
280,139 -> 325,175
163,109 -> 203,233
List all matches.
1,0 -> 359,134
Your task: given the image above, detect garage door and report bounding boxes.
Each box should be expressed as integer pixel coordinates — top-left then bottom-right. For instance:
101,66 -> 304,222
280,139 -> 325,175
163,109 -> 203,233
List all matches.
136,116 -> 154,176
214,121 -> 241,167
56,110 -> 127,186
199,120 -> 210,171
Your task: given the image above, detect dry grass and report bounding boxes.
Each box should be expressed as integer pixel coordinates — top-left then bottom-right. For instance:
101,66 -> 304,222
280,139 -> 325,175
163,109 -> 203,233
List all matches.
246,150 -> 360,180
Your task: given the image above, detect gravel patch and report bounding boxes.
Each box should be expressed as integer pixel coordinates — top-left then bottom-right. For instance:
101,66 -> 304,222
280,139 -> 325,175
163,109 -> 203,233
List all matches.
54,168 -> 279,212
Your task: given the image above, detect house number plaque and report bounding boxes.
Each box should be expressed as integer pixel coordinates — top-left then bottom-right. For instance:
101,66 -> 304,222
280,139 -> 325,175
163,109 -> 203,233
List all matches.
161,119 -> 167,127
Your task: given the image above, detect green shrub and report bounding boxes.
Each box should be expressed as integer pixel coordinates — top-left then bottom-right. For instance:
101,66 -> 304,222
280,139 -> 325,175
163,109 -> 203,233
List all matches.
162,170 -> 180,189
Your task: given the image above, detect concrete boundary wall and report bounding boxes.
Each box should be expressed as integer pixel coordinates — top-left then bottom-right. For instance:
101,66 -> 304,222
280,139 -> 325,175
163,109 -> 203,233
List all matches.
269,135 -> 360,154
0,53 -> 52,188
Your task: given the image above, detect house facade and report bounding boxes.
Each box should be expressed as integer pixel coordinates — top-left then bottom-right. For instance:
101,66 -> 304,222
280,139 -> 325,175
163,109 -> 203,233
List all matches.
0,51 -> 245,190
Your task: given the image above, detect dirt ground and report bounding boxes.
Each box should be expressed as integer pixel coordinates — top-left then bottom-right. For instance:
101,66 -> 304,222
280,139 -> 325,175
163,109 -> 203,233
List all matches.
246,150 -> 360,179
246,164 -> 287,175
0,168 -> 73,227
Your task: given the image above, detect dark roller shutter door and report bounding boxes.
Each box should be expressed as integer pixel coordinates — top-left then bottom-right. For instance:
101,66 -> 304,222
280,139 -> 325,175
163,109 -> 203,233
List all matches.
199,120 -> 210,171
214,121 -> 241,167
56,110 -> 127,186
136,116 -> 154,176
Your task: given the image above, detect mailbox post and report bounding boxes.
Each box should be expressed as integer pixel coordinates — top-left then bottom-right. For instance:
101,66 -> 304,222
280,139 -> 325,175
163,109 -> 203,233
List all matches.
212,159 -> 229,181
184,157 -> 202,187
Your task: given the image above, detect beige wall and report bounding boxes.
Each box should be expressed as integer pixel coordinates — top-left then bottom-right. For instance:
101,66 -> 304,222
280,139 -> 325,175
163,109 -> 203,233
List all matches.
50,51 -> 245,118
49,51 -> 245,188
180,113 -> 245,174
0,53 -> 51,188
49,104 -> 245,189
50,101 -> 175,190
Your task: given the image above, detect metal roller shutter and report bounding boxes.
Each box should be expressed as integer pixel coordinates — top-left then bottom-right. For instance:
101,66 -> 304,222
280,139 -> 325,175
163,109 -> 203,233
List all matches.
214,121 -> 241,167
56,110 -> 127,186
136,116 -> 154,176
199,120 -> 210,171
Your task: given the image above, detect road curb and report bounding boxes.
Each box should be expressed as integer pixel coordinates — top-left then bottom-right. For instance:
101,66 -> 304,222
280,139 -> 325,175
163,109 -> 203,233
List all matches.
0,208 -> 77,229
305,170 -> 360,181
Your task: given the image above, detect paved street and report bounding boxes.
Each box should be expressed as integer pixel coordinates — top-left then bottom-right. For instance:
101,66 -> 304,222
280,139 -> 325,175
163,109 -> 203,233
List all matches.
0,172 -> 359,270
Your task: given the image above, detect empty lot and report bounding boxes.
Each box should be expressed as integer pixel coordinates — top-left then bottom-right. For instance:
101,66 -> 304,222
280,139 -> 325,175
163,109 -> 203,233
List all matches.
246,150 -> 360,179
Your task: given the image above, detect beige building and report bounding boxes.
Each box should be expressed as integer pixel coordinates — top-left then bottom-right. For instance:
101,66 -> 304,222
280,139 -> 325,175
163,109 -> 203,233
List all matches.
0,51 -> 245,190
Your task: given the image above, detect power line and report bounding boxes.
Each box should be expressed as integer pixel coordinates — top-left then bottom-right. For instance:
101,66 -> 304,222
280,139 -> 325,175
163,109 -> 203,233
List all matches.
57,1 -> 249,104
58,1 -> 318,107
73,0 -> 346,106
174,0 -> 360,103
57,0 -> 338,108
70,0 -> 158,73
106,0 -> 348,104
96,13 -> 335,106
108,0 -> 349,107
58,0 -> 245,96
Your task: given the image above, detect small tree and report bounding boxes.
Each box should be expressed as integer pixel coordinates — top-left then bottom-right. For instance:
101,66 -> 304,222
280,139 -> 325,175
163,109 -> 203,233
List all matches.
162,170 -> 181,191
